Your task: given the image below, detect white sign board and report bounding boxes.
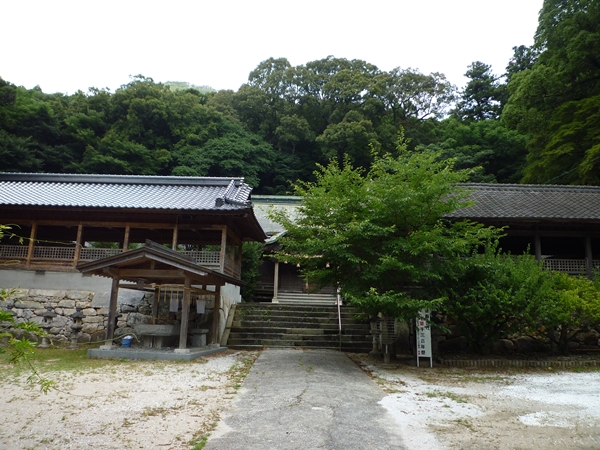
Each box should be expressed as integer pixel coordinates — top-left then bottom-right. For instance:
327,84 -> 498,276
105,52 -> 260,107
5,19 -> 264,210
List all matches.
416,310 -> 432,367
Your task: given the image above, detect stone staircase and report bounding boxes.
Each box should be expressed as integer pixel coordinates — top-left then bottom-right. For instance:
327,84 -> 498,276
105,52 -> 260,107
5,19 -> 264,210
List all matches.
223,303 -> 373,352
275,292 -> 337,306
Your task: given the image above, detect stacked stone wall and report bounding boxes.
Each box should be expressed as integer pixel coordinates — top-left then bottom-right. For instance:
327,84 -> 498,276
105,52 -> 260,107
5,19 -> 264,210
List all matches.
0,288 -> 217,346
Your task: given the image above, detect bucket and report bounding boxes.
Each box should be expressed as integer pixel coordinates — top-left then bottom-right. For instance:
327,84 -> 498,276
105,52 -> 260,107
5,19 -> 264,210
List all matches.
121,336 -> 133,348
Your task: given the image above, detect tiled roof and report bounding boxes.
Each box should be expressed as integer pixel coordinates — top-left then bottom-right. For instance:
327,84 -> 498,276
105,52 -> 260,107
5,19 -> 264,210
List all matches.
449,184 -> 600,221
0,173 -> 253,211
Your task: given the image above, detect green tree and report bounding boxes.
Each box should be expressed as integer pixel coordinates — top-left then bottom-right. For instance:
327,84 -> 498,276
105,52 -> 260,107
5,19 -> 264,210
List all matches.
0,225 -> 53,392
270,142 -> 501,319
423,118 -> 528,183
454,61 -> 507,121
503,0 -> 600,184
439,248 -> 544,353
532,271 -> 600,355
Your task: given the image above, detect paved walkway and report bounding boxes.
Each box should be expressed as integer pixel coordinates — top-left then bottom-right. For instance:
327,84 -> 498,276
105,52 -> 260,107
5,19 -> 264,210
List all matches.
204,348 -> 406,450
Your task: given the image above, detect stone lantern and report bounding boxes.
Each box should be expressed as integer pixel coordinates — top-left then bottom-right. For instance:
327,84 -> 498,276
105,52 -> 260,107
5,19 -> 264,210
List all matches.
38,306 -> 57,349
69,307 -> 85,349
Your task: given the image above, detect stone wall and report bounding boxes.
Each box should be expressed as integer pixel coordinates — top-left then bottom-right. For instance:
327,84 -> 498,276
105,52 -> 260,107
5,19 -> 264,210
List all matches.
0,287 -> 227,346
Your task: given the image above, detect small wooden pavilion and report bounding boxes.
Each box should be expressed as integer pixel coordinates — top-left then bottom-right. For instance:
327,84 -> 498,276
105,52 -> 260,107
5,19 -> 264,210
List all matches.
77,241 -> 243,349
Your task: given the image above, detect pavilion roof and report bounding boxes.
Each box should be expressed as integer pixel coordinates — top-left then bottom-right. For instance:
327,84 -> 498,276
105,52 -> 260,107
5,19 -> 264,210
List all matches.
77,240 -> 244,286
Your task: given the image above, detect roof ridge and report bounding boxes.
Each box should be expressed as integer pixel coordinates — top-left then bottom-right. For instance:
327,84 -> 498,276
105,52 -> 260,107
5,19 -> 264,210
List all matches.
0,172 -> 245,187
460,183 -> 600,192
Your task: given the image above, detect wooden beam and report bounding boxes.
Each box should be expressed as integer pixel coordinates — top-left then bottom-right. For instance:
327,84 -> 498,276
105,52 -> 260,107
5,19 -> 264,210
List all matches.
102,267 -> 119,277
117,269 -> 186,278
179,277 -> 191,349
105,276 -> 120,344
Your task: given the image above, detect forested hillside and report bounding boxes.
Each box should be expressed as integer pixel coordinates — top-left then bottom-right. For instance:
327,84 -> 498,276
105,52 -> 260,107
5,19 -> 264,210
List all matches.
1,0 -> 598,192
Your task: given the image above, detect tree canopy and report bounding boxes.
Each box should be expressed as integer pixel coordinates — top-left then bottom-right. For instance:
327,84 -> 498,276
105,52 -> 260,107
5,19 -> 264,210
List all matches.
270,143 -> 502,319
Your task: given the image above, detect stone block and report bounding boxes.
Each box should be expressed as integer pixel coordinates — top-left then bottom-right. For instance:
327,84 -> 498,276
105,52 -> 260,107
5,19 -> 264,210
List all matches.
51,316 -> 68,328
29,289 -> 65,298
96,308 -> 109,315
82,316 -> 102,323
82,323 -> 101,334
58,300 -> 76,308
77,333 -> 92,343
66,291 -> 91,300
13,300 -> 42,309
62,308 -> 76,317
76,301 -> 92,309
515,336 -> 539,353
9,289 -> 28,299
121,304 -> 137,313
126,312 -> 152,325
82,308 -> 96,316
91,291 -> 110,308
493,339 -> 515,354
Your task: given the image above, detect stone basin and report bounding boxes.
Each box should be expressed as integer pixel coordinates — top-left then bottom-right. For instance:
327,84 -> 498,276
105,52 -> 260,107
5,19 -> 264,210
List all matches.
133,324 -> 180,336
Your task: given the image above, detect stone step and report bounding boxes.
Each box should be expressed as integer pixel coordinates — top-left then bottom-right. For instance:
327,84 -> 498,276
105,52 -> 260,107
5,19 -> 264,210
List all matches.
232,324 -> 369,332
225,303 -> 372,352
226,338 -> 372,350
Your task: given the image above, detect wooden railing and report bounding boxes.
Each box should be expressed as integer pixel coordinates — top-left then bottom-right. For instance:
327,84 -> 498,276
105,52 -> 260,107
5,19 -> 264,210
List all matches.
0,245 -> 234,275
542,259 -> 600,275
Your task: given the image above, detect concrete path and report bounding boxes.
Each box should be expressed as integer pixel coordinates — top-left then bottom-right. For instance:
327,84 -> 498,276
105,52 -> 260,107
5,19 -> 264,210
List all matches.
204,348 -> 406,450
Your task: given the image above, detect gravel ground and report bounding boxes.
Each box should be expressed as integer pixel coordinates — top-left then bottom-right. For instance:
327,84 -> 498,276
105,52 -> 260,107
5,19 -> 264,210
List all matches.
0,351 -> 257,450
353,354 -> 600,450
1,351 -> 599,449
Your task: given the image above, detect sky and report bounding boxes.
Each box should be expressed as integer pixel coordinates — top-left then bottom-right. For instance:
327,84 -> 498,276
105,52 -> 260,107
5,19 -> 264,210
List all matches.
2,0 -> 544,95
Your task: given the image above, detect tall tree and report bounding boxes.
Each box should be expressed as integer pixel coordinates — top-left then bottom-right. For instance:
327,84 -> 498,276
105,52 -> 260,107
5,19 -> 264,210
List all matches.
503,0 -> 600,184
454,61 -> 507,121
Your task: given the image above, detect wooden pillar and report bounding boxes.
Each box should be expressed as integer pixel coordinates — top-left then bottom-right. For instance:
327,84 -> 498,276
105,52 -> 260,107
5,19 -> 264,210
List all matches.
236,243 -> 243,278
105,276 -> 120,344
272,261 -> 279,303
25,222 -> 37,269
122,226 -> 130,252
172,226 -> 178,251
211,285 -> 222,344
534,233 -> 542,263
73,223 -> 83,267
219,228 -> 227,274
179,277 -> 191,349
152,287 -> 159,325
585,236 -> 593,279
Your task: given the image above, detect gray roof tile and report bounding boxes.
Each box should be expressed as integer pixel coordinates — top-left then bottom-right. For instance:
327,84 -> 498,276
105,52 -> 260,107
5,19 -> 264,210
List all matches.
450,184 -> 600,220
0,173 -> 253,211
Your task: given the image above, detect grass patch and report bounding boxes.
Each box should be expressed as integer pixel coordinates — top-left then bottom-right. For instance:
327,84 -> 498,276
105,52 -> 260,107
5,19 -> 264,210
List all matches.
425,389 -> 468,403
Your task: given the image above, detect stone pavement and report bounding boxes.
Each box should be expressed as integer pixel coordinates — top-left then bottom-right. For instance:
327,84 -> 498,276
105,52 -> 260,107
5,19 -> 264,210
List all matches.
204,348 -> 406,449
